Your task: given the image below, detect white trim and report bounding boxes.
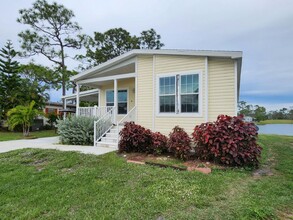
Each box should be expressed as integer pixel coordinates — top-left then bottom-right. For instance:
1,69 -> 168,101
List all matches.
135,57 -> 138,121
76,83 -> 80,108
114,79 -> 117,122
234,60 -> 238,116
71,49 -> 242,81
77,73 -> 137,85
152,55 -> 156,130
62,88 -> 100,99
105,88 -> 129,116
98,91 -> 100,107
205,57 -> 209,122
155,71 -> 203,117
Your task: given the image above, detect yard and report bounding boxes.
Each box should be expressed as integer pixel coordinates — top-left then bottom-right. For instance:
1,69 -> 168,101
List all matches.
0,134 -> 292,219
0,130 -> 58,141
257,119 -> 293,125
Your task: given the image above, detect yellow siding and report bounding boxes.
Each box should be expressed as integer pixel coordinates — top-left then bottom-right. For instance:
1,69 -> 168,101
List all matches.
154,55 -> 207,135
208,58 -> 236,121
99,78 -> 135,121
135,55 -> 237,135
136,56 -> 153,128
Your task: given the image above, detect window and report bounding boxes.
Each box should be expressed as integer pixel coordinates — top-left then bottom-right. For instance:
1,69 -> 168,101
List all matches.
159,76 -> 176,113
158,73 -> 200,115
180,74 -> 199,113
106,89 -> 128,114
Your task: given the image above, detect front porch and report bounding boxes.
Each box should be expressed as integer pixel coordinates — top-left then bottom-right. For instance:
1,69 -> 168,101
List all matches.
63,61 -> 138,148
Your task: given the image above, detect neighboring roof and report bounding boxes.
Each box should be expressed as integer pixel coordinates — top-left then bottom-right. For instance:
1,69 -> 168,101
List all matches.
45,101 -> 75,108
71,49 -> 242,82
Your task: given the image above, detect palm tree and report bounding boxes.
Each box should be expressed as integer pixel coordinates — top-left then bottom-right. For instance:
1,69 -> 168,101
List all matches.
7,101 -> 42,137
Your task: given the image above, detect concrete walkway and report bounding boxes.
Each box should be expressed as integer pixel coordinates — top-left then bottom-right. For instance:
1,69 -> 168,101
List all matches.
0,137 -> 116,155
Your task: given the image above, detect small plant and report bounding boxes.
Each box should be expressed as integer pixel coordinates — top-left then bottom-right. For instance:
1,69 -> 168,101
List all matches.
151,132 -> 168,155
46,112 -> 59,128
6,101 -> 42,137
167,126 -> 192,160
118,122 -> 153,153
192,115 -> 262,167
56,116 -> 97,145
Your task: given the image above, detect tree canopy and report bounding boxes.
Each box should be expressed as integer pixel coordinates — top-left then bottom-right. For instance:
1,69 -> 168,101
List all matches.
77,27 -> 164,69
17,0 -> 84,107
0,41 -> 48,121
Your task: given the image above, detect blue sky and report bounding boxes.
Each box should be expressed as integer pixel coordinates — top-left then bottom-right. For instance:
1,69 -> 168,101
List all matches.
0,0 -> 292,111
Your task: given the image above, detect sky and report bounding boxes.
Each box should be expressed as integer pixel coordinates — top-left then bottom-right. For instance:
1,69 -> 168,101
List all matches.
0,0 -> 292,111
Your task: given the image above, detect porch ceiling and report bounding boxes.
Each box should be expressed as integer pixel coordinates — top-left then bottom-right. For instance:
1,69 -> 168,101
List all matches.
93,63 -> 135,78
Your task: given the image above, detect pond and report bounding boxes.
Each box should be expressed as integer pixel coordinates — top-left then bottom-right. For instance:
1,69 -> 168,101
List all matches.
257,124 -> 293,136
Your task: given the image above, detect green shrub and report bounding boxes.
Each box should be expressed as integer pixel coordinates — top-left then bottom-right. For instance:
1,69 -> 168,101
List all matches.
56,116 -> 98,145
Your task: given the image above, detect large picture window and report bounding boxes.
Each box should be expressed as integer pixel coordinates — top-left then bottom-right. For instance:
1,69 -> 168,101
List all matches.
158,73 -> 200,115
106,89 -> 128,114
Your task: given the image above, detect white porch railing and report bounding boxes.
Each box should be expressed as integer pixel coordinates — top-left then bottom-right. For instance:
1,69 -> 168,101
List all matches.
94,107 -> 115,146
116,106 -> 137,145
78,106 -> 113,118
118,106 -> 137,126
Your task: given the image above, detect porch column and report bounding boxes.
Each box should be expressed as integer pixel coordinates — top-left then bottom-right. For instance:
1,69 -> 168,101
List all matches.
76,83 -> 80,116
135,76 -> 137,121
63,99 -> 67,120
114,79 -> 117,123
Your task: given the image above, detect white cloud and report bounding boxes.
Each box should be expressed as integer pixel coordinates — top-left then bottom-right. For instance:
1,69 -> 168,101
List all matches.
0,0 -> 292,106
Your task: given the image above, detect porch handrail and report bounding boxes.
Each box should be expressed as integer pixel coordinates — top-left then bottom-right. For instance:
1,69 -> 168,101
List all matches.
118,106 -> 137,125
94,107 -> 115,146
116,106 -> 137,145
78,106 -> 113,118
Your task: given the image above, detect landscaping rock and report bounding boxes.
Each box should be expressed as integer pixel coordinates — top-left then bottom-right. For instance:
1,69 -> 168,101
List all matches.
127,160 -> 145,165
187,167 -> 212,174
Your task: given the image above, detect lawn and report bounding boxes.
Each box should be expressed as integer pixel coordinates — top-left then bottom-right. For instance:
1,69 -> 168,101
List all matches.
0,130 -> 58,141
257,119 -> 293,125
0,135 -> 292,219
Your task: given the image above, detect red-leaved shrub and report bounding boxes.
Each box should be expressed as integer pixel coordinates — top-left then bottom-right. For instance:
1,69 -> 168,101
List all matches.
151,132 -> 168,155
192,115 -> 262,167
118,122 -> 153,153
167,126 -> 192,160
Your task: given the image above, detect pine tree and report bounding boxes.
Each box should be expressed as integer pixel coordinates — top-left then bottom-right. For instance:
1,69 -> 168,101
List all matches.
0,41 -> 48,122
0,40 -> 22,120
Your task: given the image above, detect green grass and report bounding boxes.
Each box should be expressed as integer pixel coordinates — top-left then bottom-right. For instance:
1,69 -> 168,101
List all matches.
0,135 -> 292,219
0,130 -> 58,141
257,119 -> 293,125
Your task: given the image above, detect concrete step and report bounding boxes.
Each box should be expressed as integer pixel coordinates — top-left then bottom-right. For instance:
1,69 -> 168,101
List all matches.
96,141 -> 118,148
101,137 -> 118,143
106,132 -> 118,138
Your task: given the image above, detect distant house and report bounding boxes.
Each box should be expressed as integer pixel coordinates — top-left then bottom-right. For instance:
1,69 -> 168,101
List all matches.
63,49 -> 242,147
243,116 -> 253,122
42,102 -> 76,125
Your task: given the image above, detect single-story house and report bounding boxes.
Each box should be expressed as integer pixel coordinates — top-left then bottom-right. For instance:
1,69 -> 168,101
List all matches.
64,49 -> 242,148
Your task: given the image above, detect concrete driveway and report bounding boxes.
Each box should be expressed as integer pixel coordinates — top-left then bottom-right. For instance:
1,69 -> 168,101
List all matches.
0,137 -> 116,155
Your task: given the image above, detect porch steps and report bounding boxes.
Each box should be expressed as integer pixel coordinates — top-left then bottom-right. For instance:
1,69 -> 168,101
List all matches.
96,125 -> 123,149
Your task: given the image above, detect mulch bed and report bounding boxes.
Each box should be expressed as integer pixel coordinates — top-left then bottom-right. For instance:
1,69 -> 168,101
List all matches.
121,153 -> 226,174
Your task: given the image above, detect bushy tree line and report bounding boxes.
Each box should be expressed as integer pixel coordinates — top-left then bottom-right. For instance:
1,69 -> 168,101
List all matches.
238,101 -> 293,121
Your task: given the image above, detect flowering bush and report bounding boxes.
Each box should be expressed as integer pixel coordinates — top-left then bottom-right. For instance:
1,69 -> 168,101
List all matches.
167,126 -> 192,160
192,115 -> 262,167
